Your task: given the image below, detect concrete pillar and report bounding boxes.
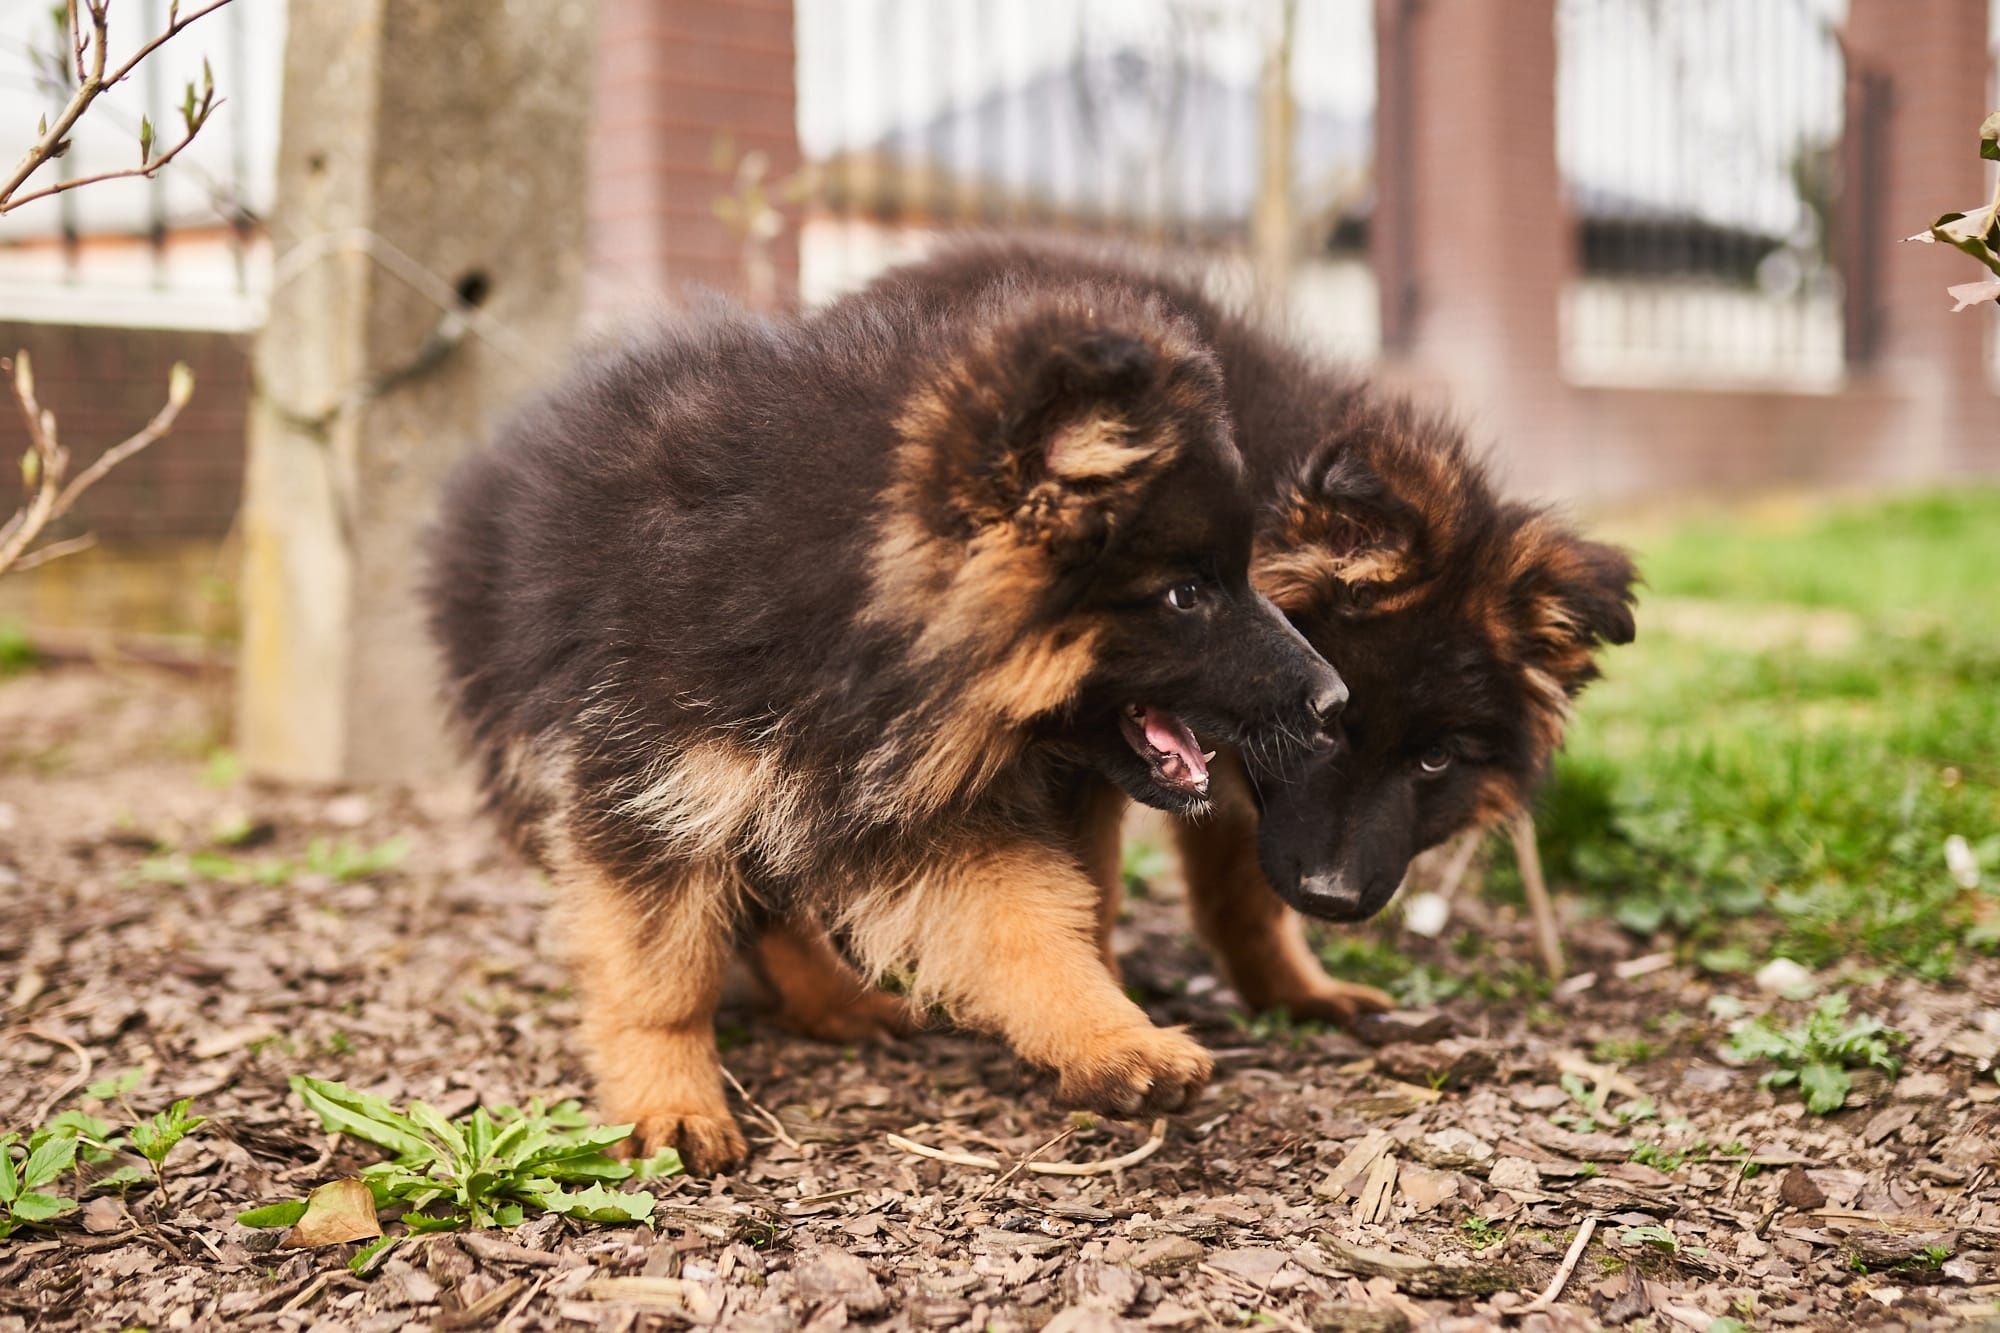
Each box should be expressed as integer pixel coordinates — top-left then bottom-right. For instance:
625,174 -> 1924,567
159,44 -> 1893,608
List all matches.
585,0 -> 801,319
237,0 -> 597,784
1374,0 -> 1572,489
1844,0 -> 1994,477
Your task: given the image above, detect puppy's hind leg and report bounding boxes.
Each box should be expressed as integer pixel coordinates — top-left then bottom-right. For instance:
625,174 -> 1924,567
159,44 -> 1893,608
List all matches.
561,856 -> 748,1174
746,917 -> 916,1043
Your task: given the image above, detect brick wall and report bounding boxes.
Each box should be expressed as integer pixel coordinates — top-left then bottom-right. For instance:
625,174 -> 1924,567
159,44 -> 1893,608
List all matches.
0,322 -> 249,544
585,0 -> 803,317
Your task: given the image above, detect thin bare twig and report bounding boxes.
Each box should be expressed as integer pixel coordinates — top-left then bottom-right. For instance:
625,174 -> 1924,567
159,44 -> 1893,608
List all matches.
1511,812 -> 1565,980
1520,1216 -> 1597,1312
885,1132 -> 1000,1171
888,1119 -> 1171,1177
972,1124 -> 1078,1202
0,0 -> 236,215
718,1064 -> 803,1153
0,352 -> 194,577
1026,1118 -> 1168,1176
13,1026 -> 94,1123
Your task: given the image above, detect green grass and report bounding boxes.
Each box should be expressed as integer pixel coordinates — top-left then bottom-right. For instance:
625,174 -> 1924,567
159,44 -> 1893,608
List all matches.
1522,488 -> 2000,978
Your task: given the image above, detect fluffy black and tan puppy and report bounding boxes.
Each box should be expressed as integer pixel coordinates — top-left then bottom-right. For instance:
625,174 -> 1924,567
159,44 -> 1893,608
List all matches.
425,277 -> 1347,1171
763,240 -> 1636,1030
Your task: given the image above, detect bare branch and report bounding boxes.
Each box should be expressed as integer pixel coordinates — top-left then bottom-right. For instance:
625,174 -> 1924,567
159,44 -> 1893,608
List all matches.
0,0 -> 236,215
0,352 -> 196,578
9,533 -> 97,572
1,95 -> 222,215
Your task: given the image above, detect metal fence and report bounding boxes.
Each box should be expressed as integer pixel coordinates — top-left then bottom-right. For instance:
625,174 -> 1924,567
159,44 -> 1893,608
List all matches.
1555,0 -> 1850,388
792,0 -> 1380,356
0,0 -> 285,331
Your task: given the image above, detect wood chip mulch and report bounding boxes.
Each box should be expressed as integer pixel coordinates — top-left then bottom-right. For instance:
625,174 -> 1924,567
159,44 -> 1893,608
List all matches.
3,666 -> 1998,1331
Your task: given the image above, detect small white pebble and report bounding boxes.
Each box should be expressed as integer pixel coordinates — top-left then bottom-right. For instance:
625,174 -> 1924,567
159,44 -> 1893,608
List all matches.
1754,957 -> 1816,998
1402,891 -> 1450,938
1945,834 -> 1981,889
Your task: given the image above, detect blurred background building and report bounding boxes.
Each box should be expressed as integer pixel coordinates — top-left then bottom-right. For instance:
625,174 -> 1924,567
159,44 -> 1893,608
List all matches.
1,0 -> 1995,662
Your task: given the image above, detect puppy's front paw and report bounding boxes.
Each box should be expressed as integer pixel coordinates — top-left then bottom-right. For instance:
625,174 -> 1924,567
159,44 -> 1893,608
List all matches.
629,1107 -> 748,1175
1053,1024 -> 1214,1117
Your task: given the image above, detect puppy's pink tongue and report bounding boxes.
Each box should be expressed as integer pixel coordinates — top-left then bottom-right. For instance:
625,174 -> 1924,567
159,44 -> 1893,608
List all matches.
1141,708 -> 1209,786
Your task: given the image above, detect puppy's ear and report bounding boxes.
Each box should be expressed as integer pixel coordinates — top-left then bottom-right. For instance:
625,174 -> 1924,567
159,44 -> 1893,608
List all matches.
1254,451 -> 1421,614
1505,518 -> 1638,696
905,296 -> 1212,561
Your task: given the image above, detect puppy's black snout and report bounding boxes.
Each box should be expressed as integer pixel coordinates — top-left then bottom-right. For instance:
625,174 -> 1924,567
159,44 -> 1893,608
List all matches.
1307,670 -> 1349,734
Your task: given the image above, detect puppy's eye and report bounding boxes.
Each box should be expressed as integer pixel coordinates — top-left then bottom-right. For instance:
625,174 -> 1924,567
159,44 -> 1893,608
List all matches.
1418,746 -> 1453,775
1165,582 -> 1202,611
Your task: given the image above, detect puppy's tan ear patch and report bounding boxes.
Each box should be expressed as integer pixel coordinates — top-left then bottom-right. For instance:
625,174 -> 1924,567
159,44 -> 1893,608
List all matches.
1253,475 -> 1418,615
1499,513 -> 1639,696
1045,413 -> 1156,482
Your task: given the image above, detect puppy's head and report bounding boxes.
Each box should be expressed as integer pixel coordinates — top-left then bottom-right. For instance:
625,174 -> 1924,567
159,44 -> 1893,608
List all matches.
1248,406 -> 1637,920
878,284 -> 1345,816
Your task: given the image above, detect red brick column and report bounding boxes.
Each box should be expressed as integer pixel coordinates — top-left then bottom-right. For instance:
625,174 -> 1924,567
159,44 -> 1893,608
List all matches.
1844,0 -> 1995,477
585,0 -> 802,318
1374,0 -> 1572,489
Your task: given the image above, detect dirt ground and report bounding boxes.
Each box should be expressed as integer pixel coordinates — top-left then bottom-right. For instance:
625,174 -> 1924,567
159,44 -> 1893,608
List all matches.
3,664 -> 1999,1332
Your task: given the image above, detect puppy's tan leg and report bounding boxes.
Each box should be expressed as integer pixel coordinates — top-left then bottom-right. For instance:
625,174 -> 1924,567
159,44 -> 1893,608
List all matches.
563,858 -> 748,1174
846,841 -> 1212,1116
1070,774 -> 1130,978
1175,762 -> 1394,1026
746,918 -> 914,1043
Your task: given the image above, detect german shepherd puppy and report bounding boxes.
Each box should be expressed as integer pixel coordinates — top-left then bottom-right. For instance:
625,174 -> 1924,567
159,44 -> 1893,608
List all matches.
425,277 -> 1346,1171
760,240 -> 1636,1031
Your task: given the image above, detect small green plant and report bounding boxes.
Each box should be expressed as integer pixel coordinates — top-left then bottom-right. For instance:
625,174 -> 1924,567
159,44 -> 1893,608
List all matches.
0,1128 -> 82,1237
137,835 -> 409,889
1619,1224 -> 1680,1254
130,1099 -> 205,1202
1725,992 -> 1905,1114
241,1077 -> 680,1249
1591,1036 -> 1660,1066
0,1072 -> 182,1235
1460,1215 -> 1504,1249
1120,836 -> 1171,898
0,619 -> 34,675
1629,1138 -> 1709,1173
1228,1007 -> 1324,1050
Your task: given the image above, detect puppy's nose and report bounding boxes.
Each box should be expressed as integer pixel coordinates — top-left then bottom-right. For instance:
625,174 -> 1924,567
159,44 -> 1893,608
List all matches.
1308,672 -> 1349,731
1294,872 -> 1368,921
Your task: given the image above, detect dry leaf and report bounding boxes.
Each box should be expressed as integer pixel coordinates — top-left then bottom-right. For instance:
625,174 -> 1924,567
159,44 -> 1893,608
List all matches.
280,1177 -> 382,1249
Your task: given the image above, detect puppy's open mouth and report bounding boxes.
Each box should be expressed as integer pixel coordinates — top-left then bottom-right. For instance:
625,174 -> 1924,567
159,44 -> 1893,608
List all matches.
1118,704 -> 1214,798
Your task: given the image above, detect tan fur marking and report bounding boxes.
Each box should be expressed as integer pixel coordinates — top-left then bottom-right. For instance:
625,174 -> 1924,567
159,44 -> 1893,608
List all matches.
835,839 -> 1212,1113
746,919 -> 913,1043
1046,413 -> 1160,480
556,854 -> 747,1173
616,736 -> 816,876
1172,754 -> 1392,1025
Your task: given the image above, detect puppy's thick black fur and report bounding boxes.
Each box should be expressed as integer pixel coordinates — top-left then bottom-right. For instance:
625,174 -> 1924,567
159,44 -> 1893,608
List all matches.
427,273 -> 1342,1170
853,239 -> 1638,1023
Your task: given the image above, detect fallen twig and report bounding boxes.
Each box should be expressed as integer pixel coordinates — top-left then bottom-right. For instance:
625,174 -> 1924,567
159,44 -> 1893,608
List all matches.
972,1124 -> 1077,1201
1511,813 -> 1564,980
719,1064 -> 803,1153
885,1132 -> 1001,1171
1521,1216 -> 1597,1312
12,1026 -> 93,1124
889,1118 -> 1170,1177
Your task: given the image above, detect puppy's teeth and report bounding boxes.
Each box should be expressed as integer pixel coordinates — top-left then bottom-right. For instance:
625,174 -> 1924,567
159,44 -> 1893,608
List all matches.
1201,750 -> 1216,762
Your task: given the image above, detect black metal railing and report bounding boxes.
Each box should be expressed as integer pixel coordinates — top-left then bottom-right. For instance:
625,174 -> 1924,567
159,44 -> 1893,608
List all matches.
0,0 -> 278,330
1556,0 -> 1850,387
793,0 -> 1380,353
